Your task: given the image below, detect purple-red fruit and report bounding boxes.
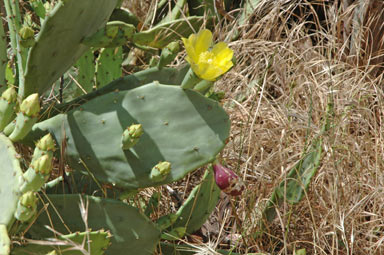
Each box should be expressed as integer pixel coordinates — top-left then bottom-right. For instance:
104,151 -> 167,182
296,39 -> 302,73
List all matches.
213,164 -> 244,196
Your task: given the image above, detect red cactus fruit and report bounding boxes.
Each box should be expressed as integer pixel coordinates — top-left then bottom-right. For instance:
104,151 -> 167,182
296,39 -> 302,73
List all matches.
212,164 -> 245,196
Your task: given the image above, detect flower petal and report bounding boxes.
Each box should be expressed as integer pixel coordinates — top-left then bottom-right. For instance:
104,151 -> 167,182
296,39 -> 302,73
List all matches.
205,67 -> 225,81
194,29 -> 212,56
212,42 -> 234,65
182,37 -> 197,63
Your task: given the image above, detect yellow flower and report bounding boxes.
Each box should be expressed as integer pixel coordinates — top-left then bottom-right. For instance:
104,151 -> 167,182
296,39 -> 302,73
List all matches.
182,29 -> 233,81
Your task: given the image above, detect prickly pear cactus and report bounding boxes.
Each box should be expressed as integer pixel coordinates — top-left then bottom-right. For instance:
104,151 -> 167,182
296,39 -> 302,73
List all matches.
95,47 -> 123,89
82,21 -> 135,48
13,230 -> 112,255
133,16 -> 213,48
2,0 -> 237,252
0,133 -> 24,254
74,49 -> 95,94
45,65 -> 190,118
26,83 -> 230,189
171,166 -> 221,234
22,0 -> 118,97
27,195 -> 160,255
0,133 -> 24,227
0,225 -> 10,255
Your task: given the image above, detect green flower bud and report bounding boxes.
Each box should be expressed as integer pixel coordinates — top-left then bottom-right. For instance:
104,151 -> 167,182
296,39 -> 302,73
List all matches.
121,124 -> 143,150
19,191 -> 38,208
150,161 -> 171,182
20,93 -> 40,117
128,124 -> 143,138
165,41 -> 180,54
15,191 -> 38,222
46,251 -> 58,255
19,26 -> 34,40
36,133 -> 56,152
19,26 -> 35,48
1,86 -> 17,103
31,154 -> 52,175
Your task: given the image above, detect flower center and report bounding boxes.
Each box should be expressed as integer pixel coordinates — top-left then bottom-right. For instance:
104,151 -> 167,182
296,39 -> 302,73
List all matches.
198,51 -> 214,65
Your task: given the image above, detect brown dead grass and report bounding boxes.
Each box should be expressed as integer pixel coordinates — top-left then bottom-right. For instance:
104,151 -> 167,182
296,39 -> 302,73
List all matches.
196,0 -> 384,254
133,1 -> 384,254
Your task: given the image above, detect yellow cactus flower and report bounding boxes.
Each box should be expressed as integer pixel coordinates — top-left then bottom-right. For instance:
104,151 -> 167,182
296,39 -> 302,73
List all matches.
182,29 -> 233,81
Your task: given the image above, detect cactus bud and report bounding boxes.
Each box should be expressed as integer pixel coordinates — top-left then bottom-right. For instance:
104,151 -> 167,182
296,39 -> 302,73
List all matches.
36,133 -> 56,152
1,86 -> 17,103
19,26 -> 35,48
121,124 -> 143,150
20,93 -> 40,117
14,191 -> 37,222
31,154 -> 52,175
150,161 -> 171,182
212,163 -> 244,196
165,41 -> 180,54
19,26 -> 34,40
19,191 -> 38,208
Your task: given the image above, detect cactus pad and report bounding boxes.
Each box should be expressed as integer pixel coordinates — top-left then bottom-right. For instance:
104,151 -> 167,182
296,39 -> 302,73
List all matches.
27,194 -> 160,255
13,230 -> 111,255
22,0 -> 118,97
95,47 -> 123,88
172,167 -> 221,234
74,49 -> 95,94
28,83 -> 230,189
0,133 -> 24,226
133,16 -> 213,49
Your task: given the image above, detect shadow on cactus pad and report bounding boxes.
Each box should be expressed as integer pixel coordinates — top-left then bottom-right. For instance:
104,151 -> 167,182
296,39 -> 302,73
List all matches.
27,83 -> 230,189
22,195 -> 160,255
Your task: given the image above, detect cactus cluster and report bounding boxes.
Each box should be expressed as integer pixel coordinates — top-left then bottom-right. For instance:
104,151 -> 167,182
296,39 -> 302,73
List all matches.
0,0 -> 238,254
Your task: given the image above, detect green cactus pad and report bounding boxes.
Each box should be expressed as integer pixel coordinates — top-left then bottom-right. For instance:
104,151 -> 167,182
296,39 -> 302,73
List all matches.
83,21 -> 135,48
58,230 -> 111,255
28,83 -> 229,189
95,47 -> 123,88
22,0 -> 118,97
172,167 -> 221,234
0,17 -> 7,91
12,230 -> 113,255
8,113 -> 37,142
0,133 -> 24,226
0,97 -> 16,132
42,65 -> 190,118
132,16 -> 213,49
74,49 -> 95,94
0,225 -> 10,255
26,194 -> 160,255
109,8 -> 140,27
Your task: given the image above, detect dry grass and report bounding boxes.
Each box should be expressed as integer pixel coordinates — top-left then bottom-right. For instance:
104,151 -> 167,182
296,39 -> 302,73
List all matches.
165,0 -> 384,254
